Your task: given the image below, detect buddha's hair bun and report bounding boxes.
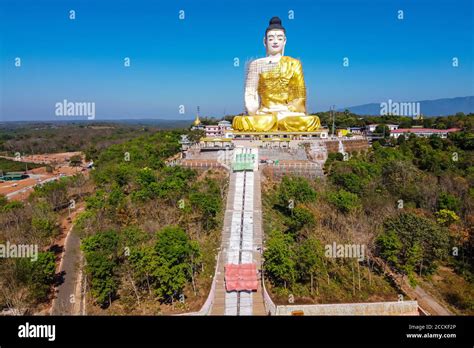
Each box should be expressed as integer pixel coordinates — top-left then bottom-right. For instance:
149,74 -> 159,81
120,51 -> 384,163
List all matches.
269,17 -> 282,26
266,16 -> 285,34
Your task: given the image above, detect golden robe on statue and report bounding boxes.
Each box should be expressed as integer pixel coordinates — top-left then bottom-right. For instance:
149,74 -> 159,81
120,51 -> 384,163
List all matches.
232,56 -> 320,132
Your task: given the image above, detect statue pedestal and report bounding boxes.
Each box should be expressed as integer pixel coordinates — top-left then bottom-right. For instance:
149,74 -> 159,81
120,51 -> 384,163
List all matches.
231,130 -> 329,141
229,130 -> 329,150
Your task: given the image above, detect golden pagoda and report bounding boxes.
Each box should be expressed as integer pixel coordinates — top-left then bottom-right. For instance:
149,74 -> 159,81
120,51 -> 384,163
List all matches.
193,114 -> 201,126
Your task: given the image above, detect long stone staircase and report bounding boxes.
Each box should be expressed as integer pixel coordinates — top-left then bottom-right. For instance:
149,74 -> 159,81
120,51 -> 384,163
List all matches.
209,148 -> 266,315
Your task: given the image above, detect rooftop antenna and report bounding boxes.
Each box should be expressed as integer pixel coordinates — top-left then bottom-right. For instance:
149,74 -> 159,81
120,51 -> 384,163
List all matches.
331,105 -> 336,138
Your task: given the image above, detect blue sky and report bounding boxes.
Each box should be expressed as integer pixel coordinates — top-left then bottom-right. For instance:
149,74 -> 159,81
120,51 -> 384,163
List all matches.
0,0 -> 473,121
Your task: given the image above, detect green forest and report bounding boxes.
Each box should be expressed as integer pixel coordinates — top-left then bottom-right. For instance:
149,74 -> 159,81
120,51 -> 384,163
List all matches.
74,131 -> 227,313
0,122 -> 157,157
0,174 -> 90,313
262,130 -> 473,314
0,116 -> 472,315
0,128 -> 226,314
0,158 -> 42,173
312,111 -> 473,130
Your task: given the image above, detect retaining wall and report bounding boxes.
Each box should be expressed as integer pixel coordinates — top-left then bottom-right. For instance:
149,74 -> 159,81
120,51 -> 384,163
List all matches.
325,139 -> 369,153
276,300 -> 420,316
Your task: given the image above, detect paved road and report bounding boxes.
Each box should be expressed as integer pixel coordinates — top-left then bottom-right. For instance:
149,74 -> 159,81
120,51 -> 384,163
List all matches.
6,176 -> 63,199
51,207 -> 85,315
410,285 -> 452,315
373,256 -> 452,315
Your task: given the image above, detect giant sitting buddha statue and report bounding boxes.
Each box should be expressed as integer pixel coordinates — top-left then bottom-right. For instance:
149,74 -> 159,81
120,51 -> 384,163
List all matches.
232,17 -> 321,132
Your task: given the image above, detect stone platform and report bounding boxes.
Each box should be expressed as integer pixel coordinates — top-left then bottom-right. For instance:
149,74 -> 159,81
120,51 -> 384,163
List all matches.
230,130 -> 328,144
179,135 -> 369,180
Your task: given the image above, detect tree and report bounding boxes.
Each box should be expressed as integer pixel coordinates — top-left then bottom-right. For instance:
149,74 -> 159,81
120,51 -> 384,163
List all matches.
129,245 -> 156,296
85,145 -> 99,161
187,129 -> 205,143
152,226 -> 200,302
30,252 -> 56,299
277,176 -> 317,208
379,213 -> 449,276
449,131 -> 474,151
402,243 -> 424,285
0,194 -> 8,208
263,230 -> 296,289
86,254 -> 118,307
376,230 -> 402,267
1,200 -> 24,212
190,191 -> 220,230
397,135 -> 406,146
438,193 -> 461,213
139,166 -> 195,203
285,206 -> 315,234
328,155 -> 381,196
327,189 -> 361,213
381,159 -> 425,207
435,209 -> 460,226
69,155 -> 82,168
15,252 -> 56,302
31,201 -> 59,242
33,179 -> 68,209
374,124 -> 390,138
423,118 -> 434,128
331,172 -> 365,195
81,230 -> 120,307
85,190 -> 107,210
399,120 -> 412,129
296,238 -> 325,295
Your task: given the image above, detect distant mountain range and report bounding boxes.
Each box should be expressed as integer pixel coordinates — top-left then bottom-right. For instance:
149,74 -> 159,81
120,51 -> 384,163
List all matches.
341,96 -> 473,117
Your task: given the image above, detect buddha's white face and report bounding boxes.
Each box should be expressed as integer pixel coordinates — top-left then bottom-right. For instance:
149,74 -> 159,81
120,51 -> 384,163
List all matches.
264,29 -> 286,56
